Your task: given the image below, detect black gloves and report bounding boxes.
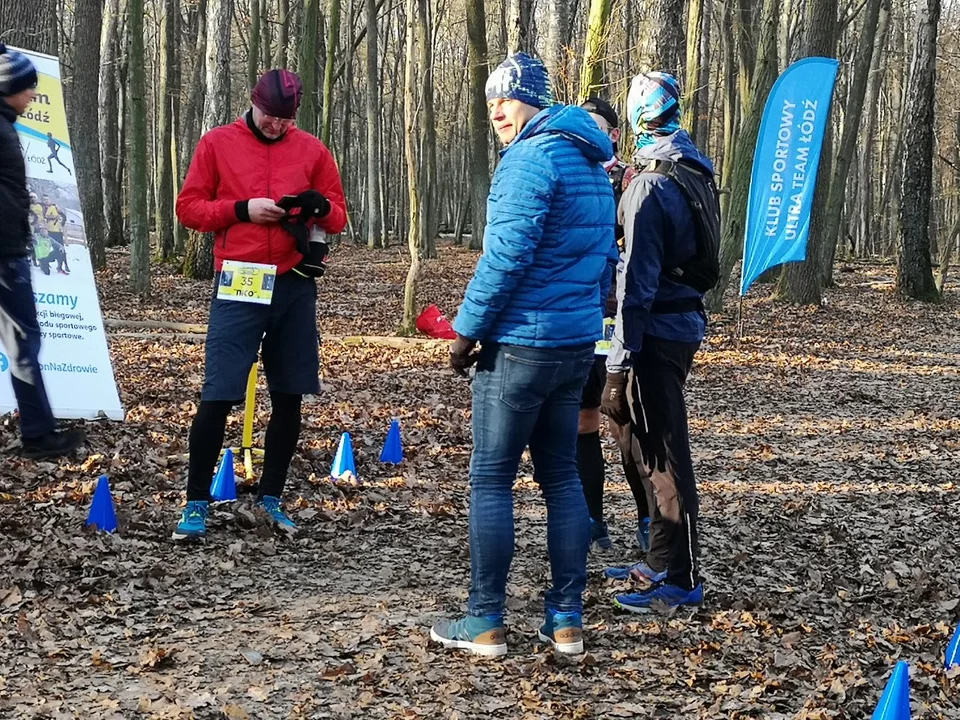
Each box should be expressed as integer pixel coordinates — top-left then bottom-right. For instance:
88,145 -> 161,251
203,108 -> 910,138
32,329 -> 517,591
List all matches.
450,335 -> 479,376
291,190 -> 330,219
599,371 -> 631,426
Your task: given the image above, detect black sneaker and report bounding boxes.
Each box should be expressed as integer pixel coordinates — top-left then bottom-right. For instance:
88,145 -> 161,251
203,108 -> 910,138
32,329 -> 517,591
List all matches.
21,428 -> 85,459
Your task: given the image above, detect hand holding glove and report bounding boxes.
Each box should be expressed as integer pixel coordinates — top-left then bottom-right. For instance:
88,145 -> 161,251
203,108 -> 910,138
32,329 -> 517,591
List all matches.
292,190 -> 331,219
599,371 -> 631,427
449,334 -> 479,377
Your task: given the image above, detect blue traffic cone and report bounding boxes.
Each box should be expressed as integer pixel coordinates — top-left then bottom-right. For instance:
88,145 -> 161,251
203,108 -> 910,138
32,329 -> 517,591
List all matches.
331,432 -> 357,479
210,448 -> 237,502
872,661 -> 910,720
947,624 -> 960,670
379,419 -> 403,464
85,475 -> 118,533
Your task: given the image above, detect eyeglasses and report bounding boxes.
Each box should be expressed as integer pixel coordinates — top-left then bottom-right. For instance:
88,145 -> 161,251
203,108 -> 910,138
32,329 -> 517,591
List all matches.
261,113 -> 295,126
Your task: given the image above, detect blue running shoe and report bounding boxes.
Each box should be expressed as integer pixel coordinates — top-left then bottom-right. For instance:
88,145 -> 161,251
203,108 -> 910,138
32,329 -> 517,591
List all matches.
430,615 -> 507,657
538,610 -> 584,655
257,495 -> 297,530
614,583 -> 704,613
603,560 -> 667,583
636,517 -> 651,553
172,500 -> 208,541
591,518 -> 613,551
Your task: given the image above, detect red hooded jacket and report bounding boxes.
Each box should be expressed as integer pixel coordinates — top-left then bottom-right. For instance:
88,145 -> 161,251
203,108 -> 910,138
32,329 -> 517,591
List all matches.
176,115 -> 347,275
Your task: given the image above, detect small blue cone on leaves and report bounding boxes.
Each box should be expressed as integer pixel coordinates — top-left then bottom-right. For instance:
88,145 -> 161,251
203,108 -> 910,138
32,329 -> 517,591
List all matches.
86,475 -> 118,533
331,432 -> 357,479
946,624 -> 960,670
379,419 -> 403,464
210,448 -> 237,502
872,661 -> 911,720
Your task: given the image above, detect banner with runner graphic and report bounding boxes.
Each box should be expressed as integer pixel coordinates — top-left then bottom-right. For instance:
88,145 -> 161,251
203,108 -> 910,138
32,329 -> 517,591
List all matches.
0,48 -> 124,421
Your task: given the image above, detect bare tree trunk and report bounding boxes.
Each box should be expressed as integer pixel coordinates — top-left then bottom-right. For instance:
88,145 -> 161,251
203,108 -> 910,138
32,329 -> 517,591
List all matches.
298,0 -> 320,134
248,0 -> 261,89
179,0 -> 207,176
507,0 -> 533,55
171,0 -> 183,253
707,0 -> 780,311
775,0 -> 837,305
683,0 -> 705,141
778,0 -> 793,70
719,0 -> 737,210
274,0 -> 290,66
419,0 -> 437,258
321,0 -> 342,144
896,0 -> 940,301
545,0 -> 573,99
856,0 -> 890,257
128,0 -> 150,292
816,0 -> 882,284
365,0 -> 383,247
155,0 -> 177,261
578,0 -> 613,101
880,13 -> 906,256
401,0 -> 421,331
70,0 -> 108,270
637,0 -> 685,77
465,0 -> 489,251
339,0 -> 355,168
183,0 -> 230,280
99,0 -> 124,249
0,0 -> 56,52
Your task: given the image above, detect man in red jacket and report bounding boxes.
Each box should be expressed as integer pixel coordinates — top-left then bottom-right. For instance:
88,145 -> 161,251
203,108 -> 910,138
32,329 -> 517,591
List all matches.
172,69 -> 346,540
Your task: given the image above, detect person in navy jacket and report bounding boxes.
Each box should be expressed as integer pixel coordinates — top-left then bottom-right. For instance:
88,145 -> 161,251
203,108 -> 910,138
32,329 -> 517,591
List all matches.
600,72 -> 713,613
430,53 -> 617,658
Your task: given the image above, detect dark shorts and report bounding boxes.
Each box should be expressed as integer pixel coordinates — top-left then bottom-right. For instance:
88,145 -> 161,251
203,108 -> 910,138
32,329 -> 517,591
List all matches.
201,270 -> 320,402
580,355 -> 607,410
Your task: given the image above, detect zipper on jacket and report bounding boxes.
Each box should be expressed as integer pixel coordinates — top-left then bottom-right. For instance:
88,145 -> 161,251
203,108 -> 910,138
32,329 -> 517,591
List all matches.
266,143 -> 272,264
221,225 -> 229,248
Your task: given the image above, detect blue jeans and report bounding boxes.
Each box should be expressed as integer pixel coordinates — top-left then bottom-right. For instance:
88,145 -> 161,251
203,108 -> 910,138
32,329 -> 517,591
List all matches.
467,342 -> 595,617
0,257 -> 56,439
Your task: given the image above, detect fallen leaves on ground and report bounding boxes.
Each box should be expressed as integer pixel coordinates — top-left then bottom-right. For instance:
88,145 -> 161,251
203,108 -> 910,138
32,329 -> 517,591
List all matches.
0,245 -> 958,718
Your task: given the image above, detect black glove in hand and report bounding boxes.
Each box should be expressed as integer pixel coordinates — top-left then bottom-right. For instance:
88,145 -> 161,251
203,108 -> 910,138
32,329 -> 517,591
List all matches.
294,190 -> 331,218
599,371 -> 631,426
450,335 -> 479,377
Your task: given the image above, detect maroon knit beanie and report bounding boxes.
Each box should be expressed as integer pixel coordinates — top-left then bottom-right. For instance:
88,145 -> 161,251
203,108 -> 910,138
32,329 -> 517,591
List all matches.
251,69 -> 303,119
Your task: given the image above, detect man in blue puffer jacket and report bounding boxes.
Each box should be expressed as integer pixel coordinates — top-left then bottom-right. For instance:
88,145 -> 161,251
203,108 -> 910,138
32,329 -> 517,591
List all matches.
600,72 -> 713,613
430,53 -> 618,658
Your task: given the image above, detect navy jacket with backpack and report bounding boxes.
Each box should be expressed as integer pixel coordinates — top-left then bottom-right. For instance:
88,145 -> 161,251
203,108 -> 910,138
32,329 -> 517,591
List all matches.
608,130 -> 716,369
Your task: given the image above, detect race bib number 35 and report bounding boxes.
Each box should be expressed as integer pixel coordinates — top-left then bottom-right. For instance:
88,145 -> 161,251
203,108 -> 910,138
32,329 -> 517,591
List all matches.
217,261 -> 277,305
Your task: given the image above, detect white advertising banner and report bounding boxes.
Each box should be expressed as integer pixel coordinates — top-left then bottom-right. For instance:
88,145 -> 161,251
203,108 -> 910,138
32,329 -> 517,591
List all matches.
0,48 -> 124,421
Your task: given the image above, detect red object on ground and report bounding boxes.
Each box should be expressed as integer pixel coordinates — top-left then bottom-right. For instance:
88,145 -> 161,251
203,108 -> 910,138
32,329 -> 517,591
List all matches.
416,305 -> 457,339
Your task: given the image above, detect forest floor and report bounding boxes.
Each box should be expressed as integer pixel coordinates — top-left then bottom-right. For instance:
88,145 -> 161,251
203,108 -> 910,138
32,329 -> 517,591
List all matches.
1,243 -> 959,719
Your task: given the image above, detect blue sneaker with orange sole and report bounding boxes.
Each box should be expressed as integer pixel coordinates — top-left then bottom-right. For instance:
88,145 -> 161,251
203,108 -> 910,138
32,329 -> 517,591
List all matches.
430,615 -> 507,657
538,610 -> 584,655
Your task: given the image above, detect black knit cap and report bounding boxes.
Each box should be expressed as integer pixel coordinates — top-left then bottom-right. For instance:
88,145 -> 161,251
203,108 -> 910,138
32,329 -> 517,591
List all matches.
580,96 -> 619,129
0,43 -> 38,97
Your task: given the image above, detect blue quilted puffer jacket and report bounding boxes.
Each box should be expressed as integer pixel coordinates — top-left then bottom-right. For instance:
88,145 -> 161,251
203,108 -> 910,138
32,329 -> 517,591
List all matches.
452,104 -> 618,347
